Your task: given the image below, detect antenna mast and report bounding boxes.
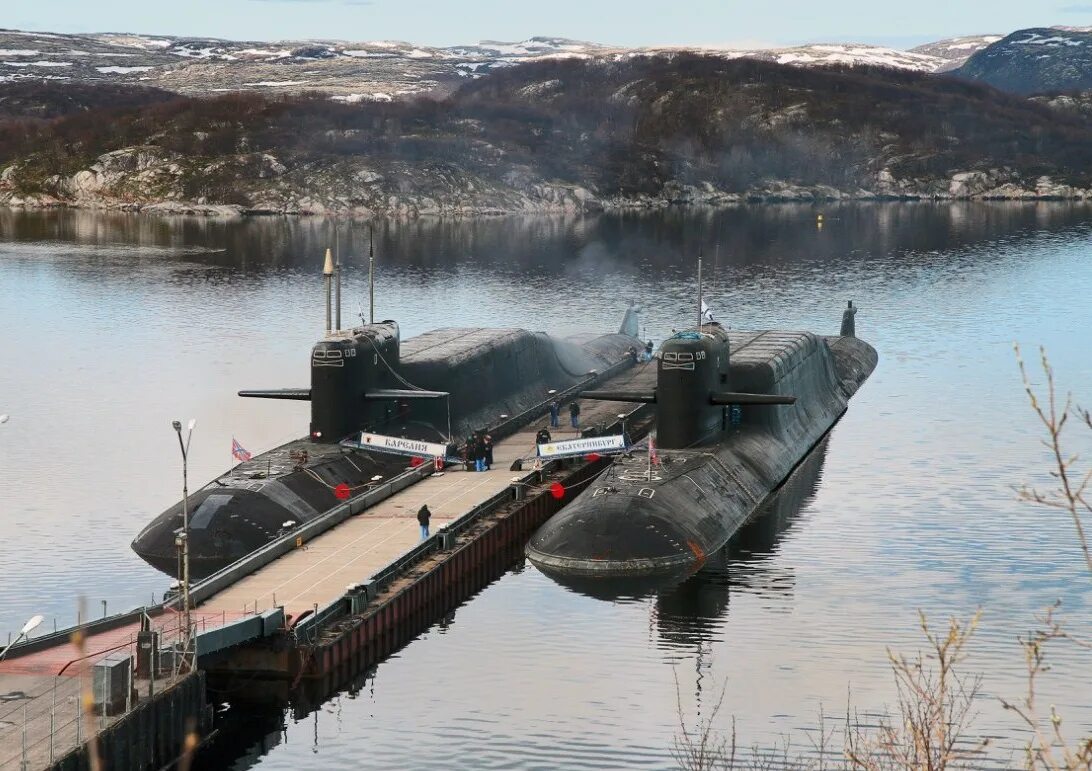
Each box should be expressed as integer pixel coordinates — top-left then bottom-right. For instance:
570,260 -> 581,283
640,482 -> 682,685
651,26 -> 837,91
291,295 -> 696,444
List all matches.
335,227 -> 342,332
368,225 -> 375,324
323,248 -> 334,333
697,248 -> 703,333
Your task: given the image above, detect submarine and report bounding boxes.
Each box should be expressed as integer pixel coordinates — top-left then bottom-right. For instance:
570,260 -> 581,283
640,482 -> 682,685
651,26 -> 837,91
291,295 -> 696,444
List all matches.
132,249 -> 641,578
525,303 -> 877,577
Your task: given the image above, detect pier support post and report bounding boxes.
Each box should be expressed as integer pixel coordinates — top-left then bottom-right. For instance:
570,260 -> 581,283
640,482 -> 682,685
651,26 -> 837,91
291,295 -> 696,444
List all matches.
50,678 -> 56,762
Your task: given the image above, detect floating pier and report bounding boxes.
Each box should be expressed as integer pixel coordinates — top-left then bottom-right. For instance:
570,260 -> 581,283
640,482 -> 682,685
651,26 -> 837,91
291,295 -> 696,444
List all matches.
0,361 -> 656,770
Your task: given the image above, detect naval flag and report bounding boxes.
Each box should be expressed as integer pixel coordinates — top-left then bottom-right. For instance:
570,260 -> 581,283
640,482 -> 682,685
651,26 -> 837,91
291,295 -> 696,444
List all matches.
231,437 -> 252,462
700,299 -> 714,322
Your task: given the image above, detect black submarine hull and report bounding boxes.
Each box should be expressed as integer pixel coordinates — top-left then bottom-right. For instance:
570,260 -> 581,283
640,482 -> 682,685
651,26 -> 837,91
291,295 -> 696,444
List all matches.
525,331 -> 877,577
133,324 -> 639,579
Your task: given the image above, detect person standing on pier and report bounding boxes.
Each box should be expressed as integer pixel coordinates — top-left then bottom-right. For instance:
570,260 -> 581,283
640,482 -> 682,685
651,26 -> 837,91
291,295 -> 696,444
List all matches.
569,400 -> 581,429
548,394 -> 561,428
417,504 -> 432,540
483,434 -> 494,470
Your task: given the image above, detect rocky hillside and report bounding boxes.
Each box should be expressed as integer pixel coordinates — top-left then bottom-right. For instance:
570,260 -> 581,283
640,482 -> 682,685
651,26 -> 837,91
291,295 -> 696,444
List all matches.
955,27 -> 1092,94
909,35 -> 1003,72
0,27 -> 995,101
1031,90 -> 1092,118
2,55 -> 1092,216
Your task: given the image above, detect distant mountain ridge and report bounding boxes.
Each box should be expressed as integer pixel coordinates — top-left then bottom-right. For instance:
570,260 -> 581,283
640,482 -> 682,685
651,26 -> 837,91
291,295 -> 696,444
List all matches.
4,54 -> 1091,217
909,35 -> 1004,71
0,28 -> 999,100
955,27 -> 1092,94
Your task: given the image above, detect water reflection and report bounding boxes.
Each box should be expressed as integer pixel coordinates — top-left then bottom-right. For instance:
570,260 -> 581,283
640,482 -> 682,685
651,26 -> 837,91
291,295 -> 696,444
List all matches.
3,204 -> 1092,768
654,438 -> 826,652
3,201 -> 1092,278
550,436 -> 827,651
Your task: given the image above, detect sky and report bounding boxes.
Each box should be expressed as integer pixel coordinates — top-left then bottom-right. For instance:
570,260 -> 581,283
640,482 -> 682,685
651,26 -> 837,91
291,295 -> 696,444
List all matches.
6,0 -> 1092,48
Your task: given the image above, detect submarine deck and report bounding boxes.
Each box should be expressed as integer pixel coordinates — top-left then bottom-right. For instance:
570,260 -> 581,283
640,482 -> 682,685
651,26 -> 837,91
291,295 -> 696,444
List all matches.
196,359 -> 658,619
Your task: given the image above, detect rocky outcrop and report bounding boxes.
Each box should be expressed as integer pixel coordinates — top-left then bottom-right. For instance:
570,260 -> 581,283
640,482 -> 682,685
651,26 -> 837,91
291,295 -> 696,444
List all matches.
3,149 -> 1090,218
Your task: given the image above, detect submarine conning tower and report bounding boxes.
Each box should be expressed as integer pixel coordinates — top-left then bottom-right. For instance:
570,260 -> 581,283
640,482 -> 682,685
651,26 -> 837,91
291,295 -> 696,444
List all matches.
656,325 -> 732,449
310,321 -> 400,442
581,321 -> 795,450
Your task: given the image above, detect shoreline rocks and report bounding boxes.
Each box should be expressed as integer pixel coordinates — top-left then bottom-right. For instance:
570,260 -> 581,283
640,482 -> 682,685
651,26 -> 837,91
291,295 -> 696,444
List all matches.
2,154 -> 1091,218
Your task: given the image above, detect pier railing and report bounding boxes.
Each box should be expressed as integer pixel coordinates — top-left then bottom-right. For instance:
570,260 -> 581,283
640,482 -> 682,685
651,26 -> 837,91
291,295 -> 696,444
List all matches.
198,353 -> 639,642
293,400 -> 651,645
185,462 -> 435,608
293,479 -> 526,643
0,618 -> 193,771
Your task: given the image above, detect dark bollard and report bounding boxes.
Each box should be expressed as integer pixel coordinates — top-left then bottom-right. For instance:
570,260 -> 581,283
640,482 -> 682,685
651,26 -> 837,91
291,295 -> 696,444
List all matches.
840,300 -> 857,337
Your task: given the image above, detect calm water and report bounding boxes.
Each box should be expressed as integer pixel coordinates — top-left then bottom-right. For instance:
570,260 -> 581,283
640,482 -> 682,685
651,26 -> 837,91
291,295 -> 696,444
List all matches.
1,204 -> 1090,767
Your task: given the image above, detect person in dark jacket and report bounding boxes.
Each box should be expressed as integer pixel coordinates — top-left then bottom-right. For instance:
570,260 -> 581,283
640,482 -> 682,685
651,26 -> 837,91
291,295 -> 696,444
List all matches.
417,504 -> 432,540
483,435 -> 494,470
469,433 -> 483,472
569,400 -> 581,428
548,397 -> 561,428
464,435 -> 476,471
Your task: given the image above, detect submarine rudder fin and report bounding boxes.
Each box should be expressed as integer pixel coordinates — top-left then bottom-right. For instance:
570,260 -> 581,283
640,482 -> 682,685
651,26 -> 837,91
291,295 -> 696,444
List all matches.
618,303 -> 641,338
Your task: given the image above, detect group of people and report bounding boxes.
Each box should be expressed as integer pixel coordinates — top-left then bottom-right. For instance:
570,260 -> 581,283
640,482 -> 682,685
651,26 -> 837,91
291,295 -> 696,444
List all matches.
548,398 -> 581,429
463,432 -> 494,472
627,340 -> 656,363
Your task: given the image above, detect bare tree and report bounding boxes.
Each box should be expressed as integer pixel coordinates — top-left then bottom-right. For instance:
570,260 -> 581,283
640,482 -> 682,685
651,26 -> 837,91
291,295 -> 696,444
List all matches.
673,671 -> 738,771
1003,345 -> 1092,771
1014,344 -> 1092,575
845,611 -> 986,771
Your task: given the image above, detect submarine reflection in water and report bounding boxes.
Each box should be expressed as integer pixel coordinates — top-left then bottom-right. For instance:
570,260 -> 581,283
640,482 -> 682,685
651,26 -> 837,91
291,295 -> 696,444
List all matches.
542,436 -> 830,649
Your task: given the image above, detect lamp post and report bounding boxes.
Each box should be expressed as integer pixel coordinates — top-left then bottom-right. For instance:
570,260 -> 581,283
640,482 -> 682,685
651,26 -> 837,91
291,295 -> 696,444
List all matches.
0,615 -> 43,662
172,418 -> 196,670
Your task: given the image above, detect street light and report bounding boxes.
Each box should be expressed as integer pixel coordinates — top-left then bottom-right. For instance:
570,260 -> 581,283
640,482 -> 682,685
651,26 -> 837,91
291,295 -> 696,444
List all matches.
0,615 -> 44,662
171,418 -> 196,670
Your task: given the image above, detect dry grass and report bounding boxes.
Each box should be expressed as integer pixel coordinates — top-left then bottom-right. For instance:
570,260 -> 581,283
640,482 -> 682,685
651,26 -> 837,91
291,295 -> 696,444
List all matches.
844,612 -> 986,771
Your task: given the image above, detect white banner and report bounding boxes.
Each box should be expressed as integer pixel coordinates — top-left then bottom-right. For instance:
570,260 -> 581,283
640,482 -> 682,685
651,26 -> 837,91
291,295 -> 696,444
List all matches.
344,432 -> 450,459
537,434 -> 627,458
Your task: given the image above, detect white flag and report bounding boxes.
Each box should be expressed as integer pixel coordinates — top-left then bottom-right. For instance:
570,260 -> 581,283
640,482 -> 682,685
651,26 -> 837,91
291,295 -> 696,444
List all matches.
700,299 -> 714,321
